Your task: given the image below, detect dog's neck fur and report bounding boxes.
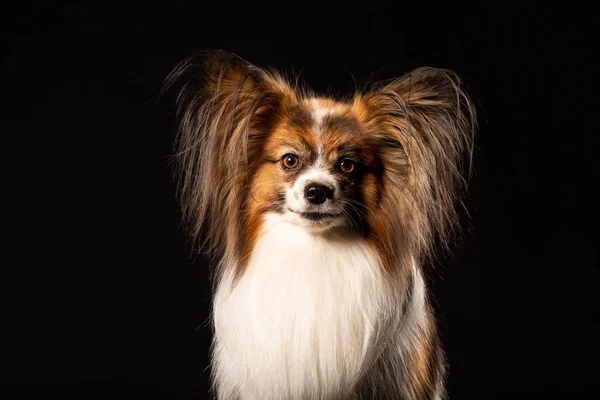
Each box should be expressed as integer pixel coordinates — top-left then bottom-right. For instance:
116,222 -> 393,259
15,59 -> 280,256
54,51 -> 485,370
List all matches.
212,214 -> 438,400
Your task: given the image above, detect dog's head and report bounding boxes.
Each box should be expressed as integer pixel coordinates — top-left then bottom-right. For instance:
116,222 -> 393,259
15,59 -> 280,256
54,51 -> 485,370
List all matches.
167,49 -> 476,273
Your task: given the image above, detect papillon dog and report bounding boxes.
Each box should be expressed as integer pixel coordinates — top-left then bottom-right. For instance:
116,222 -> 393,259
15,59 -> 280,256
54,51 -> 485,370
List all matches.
166,49 -> 476,400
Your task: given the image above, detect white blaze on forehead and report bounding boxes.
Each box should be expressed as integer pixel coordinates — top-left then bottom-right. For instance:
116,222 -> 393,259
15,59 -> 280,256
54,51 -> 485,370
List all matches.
284,102 -> 344,216
312,105 -> 331,127
308,98 -> 340,159
308,98 -> 339,128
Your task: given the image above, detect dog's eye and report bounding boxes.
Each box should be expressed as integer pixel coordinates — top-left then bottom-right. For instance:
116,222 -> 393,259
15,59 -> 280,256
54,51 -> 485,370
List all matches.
338,159 -> 355,174
281,154 -> 300,170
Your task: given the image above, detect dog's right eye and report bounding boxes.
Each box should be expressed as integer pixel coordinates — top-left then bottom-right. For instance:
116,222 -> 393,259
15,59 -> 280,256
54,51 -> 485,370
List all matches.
281,154 -> 300,170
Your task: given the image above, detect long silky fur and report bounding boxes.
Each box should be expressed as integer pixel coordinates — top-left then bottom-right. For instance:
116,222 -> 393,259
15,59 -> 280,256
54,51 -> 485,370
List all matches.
166,49 -> 476,399
353,66 -> 477,282
164,50 -> 295,280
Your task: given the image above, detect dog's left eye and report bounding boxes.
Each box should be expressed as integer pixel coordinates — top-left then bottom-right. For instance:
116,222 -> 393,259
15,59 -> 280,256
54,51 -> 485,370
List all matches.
338,159 -> 355,173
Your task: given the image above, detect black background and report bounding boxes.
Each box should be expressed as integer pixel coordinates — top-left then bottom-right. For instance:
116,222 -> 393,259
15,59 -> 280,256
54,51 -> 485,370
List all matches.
2,2 -> 598,399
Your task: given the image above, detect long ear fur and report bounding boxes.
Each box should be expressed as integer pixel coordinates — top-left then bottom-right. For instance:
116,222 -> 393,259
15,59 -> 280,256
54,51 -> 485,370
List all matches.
164,50 -> 294,270
357,67 -> 477,273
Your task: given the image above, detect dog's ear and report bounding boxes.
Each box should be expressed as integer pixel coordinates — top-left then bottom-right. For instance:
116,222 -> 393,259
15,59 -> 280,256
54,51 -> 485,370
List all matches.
167,49 -> 296,166
360,67 -> 476,156
165,50 -> 295,256
354,67 -> 477,261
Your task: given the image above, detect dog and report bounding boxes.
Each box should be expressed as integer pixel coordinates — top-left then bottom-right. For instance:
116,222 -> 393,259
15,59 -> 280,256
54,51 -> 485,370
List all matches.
166,49 -> 476,399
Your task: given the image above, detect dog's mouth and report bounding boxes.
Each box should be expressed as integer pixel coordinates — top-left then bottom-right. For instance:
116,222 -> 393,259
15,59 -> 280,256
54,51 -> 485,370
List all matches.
288,209 -> 342,221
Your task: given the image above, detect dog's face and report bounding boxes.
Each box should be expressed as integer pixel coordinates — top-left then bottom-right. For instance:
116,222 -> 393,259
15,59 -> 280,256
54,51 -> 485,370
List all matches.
249,98 -> 386,233
170,49 -> 475,271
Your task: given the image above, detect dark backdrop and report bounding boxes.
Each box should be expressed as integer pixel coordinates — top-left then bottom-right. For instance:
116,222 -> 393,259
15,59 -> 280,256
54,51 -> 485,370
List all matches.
2,2 -> 597,399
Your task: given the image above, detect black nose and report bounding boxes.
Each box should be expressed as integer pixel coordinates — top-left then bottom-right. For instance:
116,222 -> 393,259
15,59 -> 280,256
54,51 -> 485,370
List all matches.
305,184 -> 334,205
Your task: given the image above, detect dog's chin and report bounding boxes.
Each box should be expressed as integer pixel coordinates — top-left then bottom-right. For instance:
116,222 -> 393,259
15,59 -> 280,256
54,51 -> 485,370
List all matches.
282,209 -> 346,232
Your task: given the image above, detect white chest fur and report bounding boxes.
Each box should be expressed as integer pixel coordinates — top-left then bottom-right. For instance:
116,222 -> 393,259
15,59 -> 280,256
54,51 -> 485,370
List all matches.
212,215 -> 400,400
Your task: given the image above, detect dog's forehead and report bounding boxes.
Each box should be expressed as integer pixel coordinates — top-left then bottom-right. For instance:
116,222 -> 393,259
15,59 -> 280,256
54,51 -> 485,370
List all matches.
281,98 -> 363,154
303,98 -> 353,129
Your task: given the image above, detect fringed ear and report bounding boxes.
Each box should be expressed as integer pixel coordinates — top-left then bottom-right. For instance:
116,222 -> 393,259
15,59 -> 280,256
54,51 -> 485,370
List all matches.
357,67 -> 477,266
165,49 -> 294,260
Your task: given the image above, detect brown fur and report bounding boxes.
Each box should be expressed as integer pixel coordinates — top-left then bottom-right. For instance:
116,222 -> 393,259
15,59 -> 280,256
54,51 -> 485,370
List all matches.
165,49 -> 476,399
